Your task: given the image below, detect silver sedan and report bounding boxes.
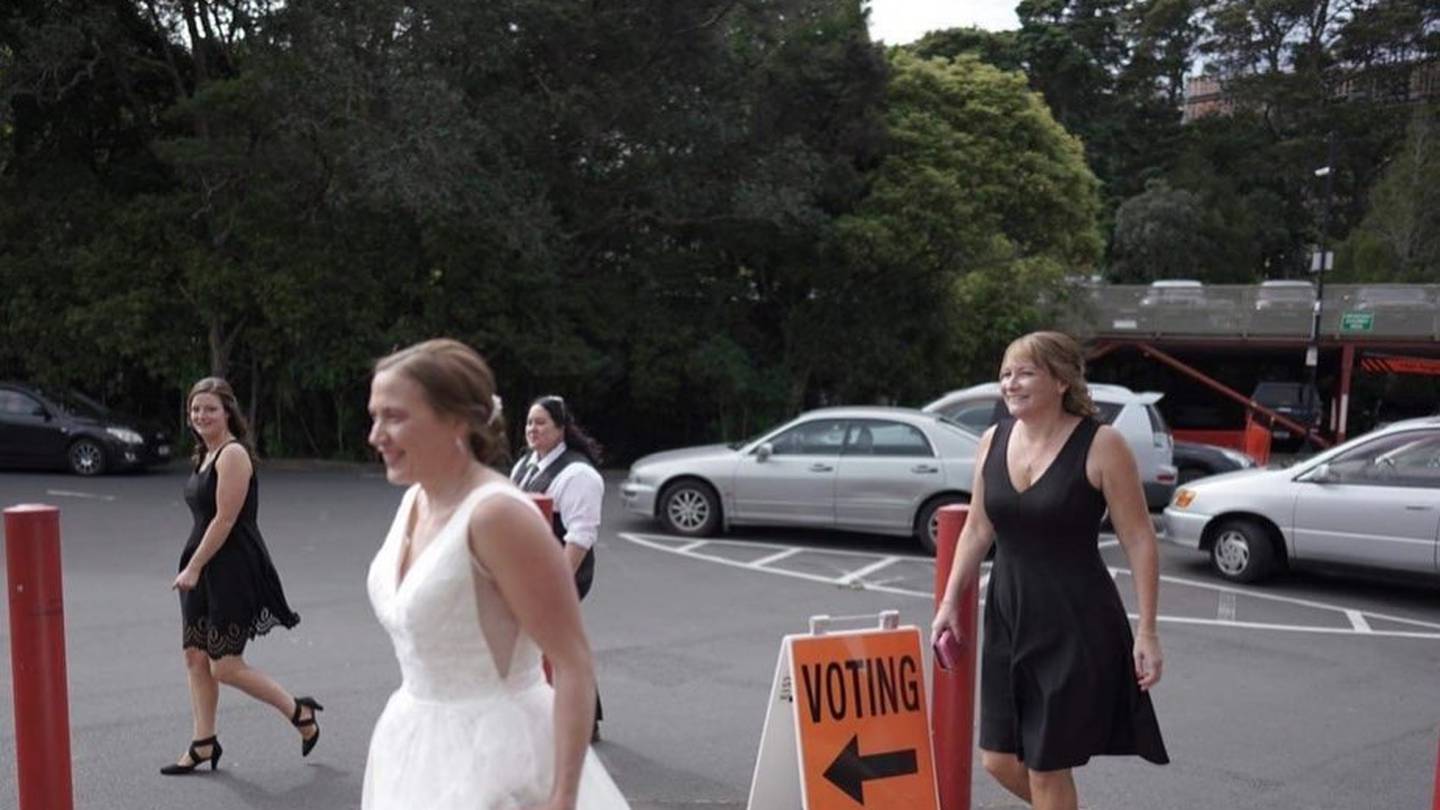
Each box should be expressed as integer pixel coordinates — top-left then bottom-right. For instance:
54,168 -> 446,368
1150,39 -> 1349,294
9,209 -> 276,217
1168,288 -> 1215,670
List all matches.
620,406 -> 980,552
1164,416 -> 1440,583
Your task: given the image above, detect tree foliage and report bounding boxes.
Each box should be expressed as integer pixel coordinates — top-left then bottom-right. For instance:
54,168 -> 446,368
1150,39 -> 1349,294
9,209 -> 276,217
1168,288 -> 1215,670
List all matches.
3,1 -> 1104,460
925,0 -> 1438,284
829,52 -> 1101,390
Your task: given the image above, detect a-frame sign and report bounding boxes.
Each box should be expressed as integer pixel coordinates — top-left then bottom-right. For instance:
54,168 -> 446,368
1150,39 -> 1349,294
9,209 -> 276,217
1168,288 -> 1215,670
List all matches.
747,612 -> 939,810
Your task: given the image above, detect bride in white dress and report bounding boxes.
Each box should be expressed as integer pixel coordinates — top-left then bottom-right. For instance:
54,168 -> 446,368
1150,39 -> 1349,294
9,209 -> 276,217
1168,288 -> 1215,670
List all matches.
362,339 -> 631,810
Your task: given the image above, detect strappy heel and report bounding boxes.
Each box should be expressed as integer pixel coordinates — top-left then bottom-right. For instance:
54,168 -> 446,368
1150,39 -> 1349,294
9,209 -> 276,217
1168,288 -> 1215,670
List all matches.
159,736 -> 222,775
291,696 -> 324,757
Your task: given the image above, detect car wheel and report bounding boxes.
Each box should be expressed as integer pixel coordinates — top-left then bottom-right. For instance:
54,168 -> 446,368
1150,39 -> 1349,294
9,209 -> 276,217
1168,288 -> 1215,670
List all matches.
1177,465 -> 1209,485
915,493 -> 970,555
1209,518 -> 1275,583
67,438 -> 107,476
659,480 -> 721,537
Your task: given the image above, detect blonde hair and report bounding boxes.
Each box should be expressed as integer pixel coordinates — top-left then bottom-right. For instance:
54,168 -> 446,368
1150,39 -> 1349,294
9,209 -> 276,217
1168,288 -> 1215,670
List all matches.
1001,331 -> 1097,418
374,338 -> 510,466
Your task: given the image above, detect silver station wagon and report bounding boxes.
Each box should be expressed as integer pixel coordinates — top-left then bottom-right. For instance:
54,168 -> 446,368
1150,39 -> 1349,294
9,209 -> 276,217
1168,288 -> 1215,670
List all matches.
1164,416 -> 1440,584
620,406 -> 980,552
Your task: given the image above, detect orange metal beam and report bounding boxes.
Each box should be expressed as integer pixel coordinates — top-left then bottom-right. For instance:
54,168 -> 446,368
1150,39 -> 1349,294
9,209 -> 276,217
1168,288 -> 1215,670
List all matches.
1120,342 -> 1333,449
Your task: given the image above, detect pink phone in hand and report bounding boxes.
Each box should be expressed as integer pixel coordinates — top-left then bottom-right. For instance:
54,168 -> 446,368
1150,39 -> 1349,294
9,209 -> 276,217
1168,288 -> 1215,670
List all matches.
933,628 -> 963,671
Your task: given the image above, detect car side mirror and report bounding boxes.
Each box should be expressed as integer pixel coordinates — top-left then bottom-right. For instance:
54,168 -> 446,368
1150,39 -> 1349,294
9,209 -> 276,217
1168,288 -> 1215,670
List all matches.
1306,462 -> 1333,483
32,406 -> 50,420
755,442 -> 773,462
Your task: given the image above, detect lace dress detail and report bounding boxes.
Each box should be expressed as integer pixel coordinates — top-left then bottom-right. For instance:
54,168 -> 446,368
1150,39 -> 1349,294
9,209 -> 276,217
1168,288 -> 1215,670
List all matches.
362,483 -> 630,810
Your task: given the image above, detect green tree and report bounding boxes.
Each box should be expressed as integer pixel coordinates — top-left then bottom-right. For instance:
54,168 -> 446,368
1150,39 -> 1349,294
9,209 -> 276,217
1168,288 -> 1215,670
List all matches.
828,52 -> 1102,395
1339,108 -> 1440,282
1109,180 -> 1209,282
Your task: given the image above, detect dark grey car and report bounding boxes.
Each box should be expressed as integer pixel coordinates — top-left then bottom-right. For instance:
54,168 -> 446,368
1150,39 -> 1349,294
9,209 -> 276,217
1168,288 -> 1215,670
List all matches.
0,383 -> 172,475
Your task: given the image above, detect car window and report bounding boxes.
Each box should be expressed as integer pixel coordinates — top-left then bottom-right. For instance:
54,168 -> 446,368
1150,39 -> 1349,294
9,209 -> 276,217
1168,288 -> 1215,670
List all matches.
42,389 -> 107,419
943,400 -> 999,432
843,420 -> 933,457
767,419 -> 847,456
1322,430 -> 1440,488
1145,405 -> 1168,434
1094,402 -> 1122,425
0,390 -> 44,417
1375,432 -> 1440,487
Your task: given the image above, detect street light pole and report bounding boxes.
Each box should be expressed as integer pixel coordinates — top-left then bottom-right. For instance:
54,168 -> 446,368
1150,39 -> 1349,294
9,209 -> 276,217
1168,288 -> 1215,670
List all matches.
1307,131 -> 1337,449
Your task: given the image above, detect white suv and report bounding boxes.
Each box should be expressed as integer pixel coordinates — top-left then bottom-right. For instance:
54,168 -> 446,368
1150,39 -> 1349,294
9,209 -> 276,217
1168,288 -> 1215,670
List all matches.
922,382 -> 1178,509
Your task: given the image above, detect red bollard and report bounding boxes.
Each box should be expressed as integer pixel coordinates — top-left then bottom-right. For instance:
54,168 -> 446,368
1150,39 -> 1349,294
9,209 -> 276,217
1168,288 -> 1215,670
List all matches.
932,505 -> 977,810
4,504 -> 74,810
1431,730 -> 1439,810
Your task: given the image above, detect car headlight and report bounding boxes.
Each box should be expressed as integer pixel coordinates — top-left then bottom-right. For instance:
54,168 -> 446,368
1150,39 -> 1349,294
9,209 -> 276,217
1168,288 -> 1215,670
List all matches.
1219,448 -> 1255,468
1172,488 -> 1197,508
628,470 -> 653,486
106,427 -> 144,445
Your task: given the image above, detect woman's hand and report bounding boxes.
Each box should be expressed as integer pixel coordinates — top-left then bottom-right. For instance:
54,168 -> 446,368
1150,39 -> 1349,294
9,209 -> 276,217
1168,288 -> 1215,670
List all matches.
172,566 -> 200,591
931,599 -> 960,648
1134,632 -> 1163,691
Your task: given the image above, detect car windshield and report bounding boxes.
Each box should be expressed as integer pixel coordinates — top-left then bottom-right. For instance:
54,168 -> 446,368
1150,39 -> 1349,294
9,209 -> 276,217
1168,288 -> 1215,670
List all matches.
933,414 -> 980,437
1254,384 -> 1313,407
1260,287 -> 1313,301
40,388 -> 110,419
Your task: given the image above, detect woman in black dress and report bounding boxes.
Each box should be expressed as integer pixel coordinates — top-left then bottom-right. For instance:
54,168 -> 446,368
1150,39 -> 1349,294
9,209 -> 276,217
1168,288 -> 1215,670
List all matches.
162,377 -> 321,775
933,331 -> 1167,809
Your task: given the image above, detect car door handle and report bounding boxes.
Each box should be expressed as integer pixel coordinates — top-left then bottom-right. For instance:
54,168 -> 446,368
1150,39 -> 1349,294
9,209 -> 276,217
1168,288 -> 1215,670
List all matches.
1404,505 -> 1433,511
809,463 -> 834,473
910,464 -> 940,474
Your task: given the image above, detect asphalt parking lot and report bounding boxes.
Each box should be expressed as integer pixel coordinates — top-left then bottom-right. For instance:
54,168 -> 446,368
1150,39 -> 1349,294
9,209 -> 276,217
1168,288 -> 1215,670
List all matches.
1,466 -> 1438,809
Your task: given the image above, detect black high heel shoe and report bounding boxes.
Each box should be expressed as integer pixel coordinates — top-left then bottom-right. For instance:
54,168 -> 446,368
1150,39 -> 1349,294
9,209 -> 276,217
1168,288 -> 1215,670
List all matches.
291,696 -> 324,757
159,736 -> 222,775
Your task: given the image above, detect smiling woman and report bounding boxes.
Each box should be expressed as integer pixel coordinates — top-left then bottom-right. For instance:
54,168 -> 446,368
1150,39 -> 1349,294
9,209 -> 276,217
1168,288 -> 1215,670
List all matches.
933,331 -> 1168,810
362,338 -> 630,810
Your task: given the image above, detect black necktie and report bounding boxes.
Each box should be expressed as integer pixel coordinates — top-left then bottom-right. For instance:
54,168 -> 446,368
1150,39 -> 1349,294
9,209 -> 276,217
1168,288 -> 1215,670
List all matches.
518,461 -> 539,490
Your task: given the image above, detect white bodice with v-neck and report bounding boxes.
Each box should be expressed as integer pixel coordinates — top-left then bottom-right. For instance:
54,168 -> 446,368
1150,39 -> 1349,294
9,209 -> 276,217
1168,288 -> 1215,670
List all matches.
362,482 -> 630,810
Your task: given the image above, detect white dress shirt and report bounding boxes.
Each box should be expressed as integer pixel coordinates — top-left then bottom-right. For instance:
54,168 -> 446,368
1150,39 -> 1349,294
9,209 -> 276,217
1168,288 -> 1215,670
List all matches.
511,442 -> 603,550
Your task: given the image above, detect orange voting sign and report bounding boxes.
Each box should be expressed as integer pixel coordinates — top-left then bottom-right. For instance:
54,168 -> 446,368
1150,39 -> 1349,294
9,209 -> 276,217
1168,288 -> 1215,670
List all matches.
747,613 -> 939,810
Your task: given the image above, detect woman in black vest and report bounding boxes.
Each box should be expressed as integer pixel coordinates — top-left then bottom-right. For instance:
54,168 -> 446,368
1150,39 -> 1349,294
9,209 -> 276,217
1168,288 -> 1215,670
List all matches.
511,395 -> 606,740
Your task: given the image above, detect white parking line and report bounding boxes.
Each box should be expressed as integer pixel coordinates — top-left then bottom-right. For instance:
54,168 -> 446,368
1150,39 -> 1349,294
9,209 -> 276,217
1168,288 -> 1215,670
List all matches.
749,548 -> 803,567
45,489 -> 117,502
621,533 -> 936,599
837,556 -> 902,585
1344,610 -> 1372,633
623,532 -> 1440,641
675,540 -> 709,554
1217,591 -> 1237,622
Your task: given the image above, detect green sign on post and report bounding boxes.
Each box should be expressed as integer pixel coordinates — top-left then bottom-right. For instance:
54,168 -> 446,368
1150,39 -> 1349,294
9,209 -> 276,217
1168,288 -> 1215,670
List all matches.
1340,312 -> 1374,333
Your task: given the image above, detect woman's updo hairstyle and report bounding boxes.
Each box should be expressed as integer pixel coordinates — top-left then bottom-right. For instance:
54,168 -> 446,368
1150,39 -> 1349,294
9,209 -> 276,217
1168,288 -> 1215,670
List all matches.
374,338 -> 510,467
1001,331 -> 1098,418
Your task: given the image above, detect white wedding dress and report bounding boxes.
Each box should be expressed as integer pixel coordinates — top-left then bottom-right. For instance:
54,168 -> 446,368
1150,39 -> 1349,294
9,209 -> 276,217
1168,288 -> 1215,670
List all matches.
363,482 -> 631,810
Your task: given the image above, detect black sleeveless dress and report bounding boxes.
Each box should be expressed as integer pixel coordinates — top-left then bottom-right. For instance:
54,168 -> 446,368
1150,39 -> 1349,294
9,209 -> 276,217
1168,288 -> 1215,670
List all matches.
979,417 -> 1168,771
178,443 -> 300,659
